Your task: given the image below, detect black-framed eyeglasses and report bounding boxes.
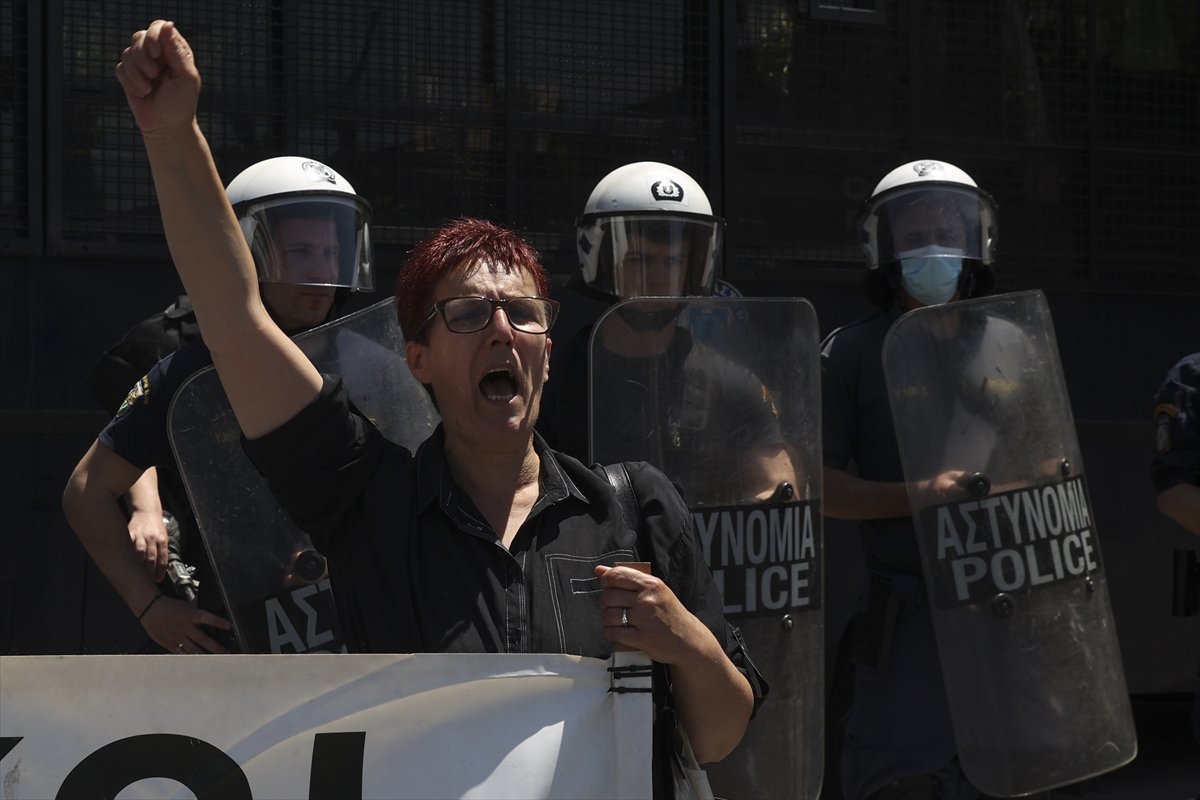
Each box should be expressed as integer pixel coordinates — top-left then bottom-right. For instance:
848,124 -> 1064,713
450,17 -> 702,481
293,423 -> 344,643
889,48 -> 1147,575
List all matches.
415,296 -> 560,337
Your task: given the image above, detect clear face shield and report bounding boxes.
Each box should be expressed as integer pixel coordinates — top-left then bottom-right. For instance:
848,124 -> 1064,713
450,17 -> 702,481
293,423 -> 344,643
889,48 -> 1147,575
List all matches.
863,185 -> 997,269
585,214 -> 723,299
238,194 -> 374,290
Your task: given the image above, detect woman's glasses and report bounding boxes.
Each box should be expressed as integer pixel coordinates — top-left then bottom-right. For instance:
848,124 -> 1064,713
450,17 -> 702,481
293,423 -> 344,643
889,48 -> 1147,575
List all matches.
415,296 -> 560,337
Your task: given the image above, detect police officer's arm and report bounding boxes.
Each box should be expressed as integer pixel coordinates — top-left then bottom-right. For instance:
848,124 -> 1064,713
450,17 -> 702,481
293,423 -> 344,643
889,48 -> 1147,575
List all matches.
64,442 -> 161,606
1158,484 -> 1200,535
745,444 -> 797,501
115,20 -> 320,439
820,349 -> 921,519
124,468 -> 168,580
823,465 -> 967,519
723,369 -> 799,501
62,440 -> 232,652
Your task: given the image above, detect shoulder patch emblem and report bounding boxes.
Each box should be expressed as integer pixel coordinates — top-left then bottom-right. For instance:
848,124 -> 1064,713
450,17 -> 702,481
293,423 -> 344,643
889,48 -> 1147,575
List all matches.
1154,403 -> 1178,454
115,376 -> 152,417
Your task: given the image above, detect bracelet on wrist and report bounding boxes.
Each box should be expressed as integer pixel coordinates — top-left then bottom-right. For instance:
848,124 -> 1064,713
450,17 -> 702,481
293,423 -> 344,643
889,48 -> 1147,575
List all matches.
136,593 -> 164,622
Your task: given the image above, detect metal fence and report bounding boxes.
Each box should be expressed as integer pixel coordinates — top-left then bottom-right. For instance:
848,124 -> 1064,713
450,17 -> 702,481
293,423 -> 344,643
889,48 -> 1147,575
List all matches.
2,0 -> 1197,291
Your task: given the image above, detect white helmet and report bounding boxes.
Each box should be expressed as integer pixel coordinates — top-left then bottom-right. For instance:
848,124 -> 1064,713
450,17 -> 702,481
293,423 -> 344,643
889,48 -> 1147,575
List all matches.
576,162 -> 724,299
858,159 -> 997,270
225,156 -> 373,291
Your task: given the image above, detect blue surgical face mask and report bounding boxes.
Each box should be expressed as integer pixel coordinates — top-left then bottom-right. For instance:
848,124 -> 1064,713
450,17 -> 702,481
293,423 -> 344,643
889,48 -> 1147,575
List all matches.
899,245 -> 964,305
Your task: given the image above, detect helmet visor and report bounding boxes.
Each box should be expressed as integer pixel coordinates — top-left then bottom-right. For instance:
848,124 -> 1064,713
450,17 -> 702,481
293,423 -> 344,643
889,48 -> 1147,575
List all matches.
583,213 -> 723,299
862,184 -> 997,269
238,193 -> 374,291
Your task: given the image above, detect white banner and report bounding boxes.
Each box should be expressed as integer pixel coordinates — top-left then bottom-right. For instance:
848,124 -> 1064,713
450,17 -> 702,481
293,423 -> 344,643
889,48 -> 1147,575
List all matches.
0,651 -> 653,800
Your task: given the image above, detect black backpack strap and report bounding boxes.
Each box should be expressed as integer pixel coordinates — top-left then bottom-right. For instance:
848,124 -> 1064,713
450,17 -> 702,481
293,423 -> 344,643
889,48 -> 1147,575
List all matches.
596,461 -> 682,800
598,462 -> 639,533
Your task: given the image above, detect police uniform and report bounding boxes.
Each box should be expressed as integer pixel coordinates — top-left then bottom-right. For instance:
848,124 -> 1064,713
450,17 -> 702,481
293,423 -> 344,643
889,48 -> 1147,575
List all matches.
822,307 -> 978,800
1152,352 -> 1200,502
99,339 -> 226,621
1150,351 -> 1200,747
86,298 -> 209,636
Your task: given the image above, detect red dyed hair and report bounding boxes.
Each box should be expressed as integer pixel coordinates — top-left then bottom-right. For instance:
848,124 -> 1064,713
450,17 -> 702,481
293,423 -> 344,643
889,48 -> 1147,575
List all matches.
394,218 -> 551,342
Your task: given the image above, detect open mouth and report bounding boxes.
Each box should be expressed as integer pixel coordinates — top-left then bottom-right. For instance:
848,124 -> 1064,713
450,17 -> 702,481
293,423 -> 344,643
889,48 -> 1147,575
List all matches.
479,368 -> 518,402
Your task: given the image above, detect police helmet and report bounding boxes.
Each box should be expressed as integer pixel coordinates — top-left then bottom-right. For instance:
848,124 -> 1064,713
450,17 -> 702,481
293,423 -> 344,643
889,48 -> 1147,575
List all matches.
225,157 -> 373,291
576,162 -> 724,299
859,159 -> 997,271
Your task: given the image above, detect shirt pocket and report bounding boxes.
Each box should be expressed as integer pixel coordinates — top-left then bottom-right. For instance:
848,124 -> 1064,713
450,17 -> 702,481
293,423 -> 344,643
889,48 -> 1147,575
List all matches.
543,549 -> 636,655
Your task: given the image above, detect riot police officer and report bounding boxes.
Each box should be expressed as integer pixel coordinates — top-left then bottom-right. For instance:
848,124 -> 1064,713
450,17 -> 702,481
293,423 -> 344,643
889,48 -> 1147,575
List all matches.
539,161 -> 722,457
84,295 -> 203,607
1151,351 -> 1200,768
542,163 -> 825,798
63,156 -> 374,654
538,161 -> 794,502
822,159 -> 998,800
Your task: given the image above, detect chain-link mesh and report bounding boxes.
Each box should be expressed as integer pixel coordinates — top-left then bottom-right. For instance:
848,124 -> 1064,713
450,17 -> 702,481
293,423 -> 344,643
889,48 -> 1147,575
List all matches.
0,2 -> 31,254
729,0 -> 1198,290
2,0 -> 1196,291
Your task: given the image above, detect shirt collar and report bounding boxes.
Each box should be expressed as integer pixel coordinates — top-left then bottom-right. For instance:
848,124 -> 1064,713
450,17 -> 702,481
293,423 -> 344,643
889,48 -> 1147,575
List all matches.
532,431 -> 587,508
414,425 -> 589,516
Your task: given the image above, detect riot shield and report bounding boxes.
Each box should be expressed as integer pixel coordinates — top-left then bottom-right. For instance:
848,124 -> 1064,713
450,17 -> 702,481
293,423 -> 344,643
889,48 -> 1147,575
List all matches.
882,290 -> 1136,796
590,297 -> 823,800
168,297 -> 439,653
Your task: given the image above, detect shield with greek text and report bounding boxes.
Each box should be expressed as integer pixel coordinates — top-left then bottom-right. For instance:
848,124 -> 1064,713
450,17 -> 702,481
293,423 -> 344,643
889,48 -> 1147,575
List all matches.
882,290 -> 1136,796
590,297 -> 824,800
168,298 -> 440,653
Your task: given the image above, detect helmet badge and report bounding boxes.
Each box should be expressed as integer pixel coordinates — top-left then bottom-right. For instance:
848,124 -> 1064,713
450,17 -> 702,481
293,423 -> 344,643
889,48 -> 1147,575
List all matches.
911,160 -> 944,178
650,179 -> 684,202
301,160 -> 338,185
